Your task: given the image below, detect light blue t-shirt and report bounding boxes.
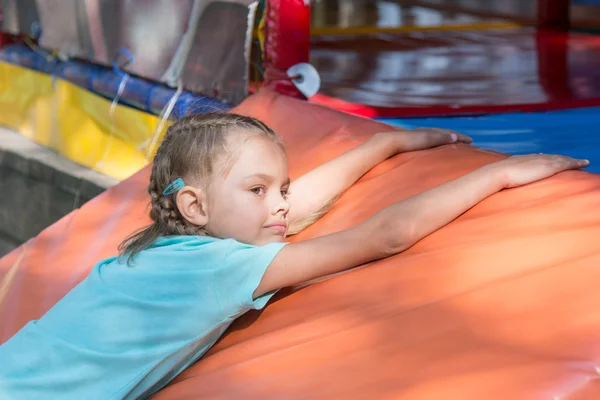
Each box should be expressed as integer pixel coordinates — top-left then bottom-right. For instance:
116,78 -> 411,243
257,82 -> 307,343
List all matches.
0,235 -> 287,399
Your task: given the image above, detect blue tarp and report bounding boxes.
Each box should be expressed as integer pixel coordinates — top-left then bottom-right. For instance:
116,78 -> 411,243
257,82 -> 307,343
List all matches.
380,107 -> 600,174
0,44 -> 231,118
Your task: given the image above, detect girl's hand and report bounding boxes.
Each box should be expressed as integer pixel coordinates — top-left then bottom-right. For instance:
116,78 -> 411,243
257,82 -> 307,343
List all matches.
377,127 -> 473,153
488,154 -> 590,188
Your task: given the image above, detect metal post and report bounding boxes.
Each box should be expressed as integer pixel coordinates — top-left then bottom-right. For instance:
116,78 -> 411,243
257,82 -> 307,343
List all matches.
537,0 -> 570,31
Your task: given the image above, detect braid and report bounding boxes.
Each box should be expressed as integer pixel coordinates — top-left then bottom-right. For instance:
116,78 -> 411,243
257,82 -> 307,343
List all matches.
154,194 -> 205,236
147,155 -> 206,236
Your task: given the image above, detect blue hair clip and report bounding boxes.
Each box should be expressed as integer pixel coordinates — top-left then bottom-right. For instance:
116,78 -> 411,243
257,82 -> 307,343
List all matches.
162,178 -> 185,196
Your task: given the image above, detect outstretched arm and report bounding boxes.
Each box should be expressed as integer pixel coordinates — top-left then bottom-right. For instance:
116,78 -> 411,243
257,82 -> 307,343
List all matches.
257,154 -> 589,296
286,128 -> 472,234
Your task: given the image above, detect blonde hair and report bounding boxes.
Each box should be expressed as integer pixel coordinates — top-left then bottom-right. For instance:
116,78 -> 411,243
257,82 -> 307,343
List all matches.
119,112 -> 284,261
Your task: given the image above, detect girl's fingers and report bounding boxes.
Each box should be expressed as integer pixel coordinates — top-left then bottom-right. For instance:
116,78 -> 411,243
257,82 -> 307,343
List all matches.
455,133 -> 473,143
413,128 -> 473,144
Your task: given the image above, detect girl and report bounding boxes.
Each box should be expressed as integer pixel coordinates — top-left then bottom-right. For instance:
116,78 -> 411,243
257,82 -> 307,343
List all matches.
0,113 -> 589,399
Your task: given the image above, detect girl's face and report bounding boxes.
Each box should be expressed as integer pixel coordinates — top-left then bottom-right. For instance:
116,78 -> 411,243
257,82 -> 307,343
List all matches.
203,135 -> 290,246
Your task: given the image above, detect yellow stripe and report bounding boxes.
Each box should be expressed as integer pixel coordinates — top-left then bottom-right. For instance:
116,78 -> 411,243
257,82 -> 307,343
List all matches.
0,62 -> 170,180
311,22 -> 521,36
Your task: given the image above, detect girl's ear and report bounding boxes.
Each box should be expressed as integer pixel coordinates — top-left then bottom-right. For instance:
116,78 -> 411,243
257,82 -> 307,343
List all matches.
176,186 -> 208,227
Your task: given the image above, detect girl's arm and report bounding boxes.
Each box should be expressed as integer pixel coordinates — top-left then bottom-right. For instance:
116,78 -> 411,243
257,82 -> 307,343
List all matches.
257,154 -> 589,296
286,128 -> 472,234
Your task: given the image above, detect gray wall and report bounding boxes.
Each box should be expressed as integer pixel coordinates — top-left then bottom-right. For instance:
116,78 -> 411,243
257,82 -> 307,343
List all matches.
0,127 -> 118,257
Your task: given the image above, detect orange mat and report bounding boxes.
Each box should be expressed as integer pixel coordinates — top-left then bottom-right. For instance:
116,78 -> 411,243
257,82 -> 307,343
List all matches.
2,88 -> 600,399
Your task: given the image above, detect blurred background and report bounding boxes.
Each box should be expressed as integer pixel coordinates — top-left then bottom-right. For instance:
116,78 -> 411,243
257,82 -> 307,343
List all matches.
1,0 -> 600,257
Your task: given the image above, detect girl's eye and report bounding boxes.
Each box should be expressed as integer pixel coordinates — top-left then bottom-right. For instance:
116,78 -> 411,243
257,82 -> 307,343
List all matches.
250,186 -> 265,195
281,189 -> 289,198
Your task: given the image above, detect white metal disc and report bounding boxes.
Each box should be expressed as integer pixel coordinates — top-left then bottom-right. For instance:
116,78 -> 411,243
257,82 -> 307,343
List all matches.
287,63 -> 321,98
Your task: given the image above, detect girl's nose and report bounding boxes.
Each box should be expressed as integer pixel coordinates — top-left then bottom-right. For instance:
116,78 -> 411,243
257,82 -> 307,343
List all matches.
273,195 -> 290,215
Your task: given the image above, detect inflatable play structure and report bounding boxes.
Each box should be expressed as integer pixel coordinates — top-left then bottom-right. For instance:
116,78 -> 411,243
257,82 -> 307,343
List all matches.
2,0 -> 600,398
